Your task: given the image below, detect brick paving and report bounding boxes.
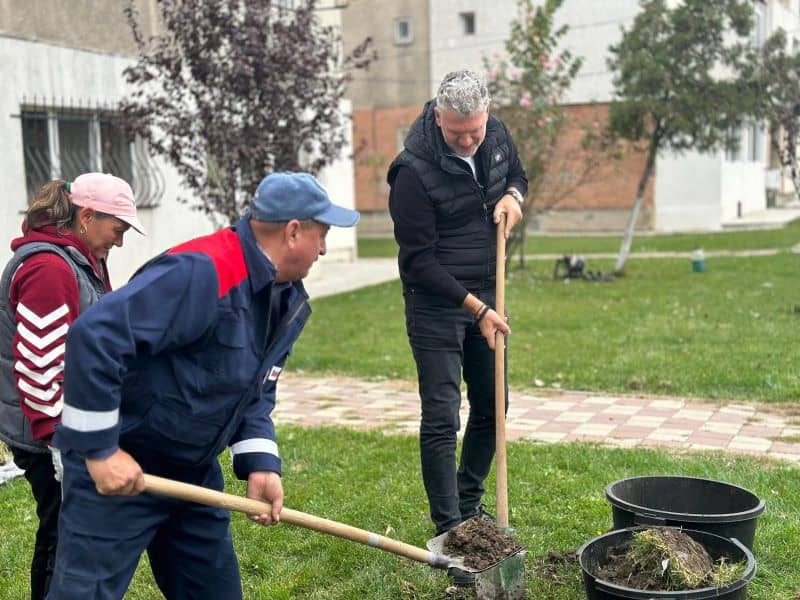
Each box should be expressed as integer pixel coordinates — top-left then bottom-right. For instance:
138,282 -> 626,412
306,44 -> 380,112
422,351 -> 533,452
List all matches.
276,372 -> 800,464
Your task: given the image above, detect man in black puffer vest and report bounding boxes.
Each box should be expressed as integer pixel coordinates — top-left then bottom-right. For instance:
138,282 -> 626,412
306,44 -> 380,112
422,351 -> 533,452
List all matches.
387,70 -> 527,587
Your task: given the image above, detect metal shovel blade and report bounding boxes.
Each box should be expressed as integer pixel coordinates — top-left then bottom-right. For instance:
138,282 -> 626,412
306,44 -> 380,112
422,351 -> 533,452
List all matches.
426,531 -> 526,599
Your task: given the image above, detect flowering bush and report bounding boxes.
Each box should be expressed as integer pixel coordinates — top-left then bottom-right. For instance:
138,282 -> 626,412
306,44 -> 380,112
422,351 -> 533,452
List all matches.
483,0 -> 610,262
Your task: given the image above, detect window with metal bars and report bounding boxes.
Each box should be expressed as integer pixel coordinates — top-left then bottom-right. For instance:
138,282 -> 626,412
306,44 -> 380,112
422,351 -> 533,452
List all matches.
19,109 -> 162,208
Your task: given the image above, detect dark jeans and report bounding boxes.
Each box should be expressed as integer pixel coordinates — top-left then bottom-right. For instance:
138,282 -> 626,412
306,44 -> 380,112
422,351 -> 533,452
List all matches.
403,287 -> 507,535
49,453 -> 241,600
10,446 -> 60,600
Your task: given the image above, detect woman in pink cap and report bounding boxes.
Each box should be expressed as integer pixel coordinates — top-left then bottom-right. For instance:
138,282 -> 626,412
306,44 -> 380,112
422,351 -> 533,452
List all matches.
0,172 -> 144,600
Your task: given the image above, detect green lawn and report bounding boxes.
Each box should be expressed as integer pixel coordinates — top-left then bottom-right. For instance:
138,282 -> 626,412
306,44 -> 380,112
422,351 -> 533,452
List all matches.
294,253 -> 800,402
358,219 -> 800,258
2,225 -> 799,598
1,428 -> 798,599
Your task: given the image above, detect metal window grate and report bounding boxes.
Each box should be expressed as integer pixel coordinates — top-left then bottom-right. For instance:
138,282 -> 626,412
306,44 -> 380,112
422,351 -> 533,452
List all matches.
15,99 -> 164,208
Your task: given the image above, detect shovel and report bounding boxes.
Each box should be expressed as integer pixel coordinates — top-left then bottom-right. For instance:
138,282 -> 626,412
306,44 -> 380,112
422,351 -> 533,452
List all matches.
143,473 -> 502,575
471,213 -> 527,599
424,215 -> 527,600
495,214 -> 510,531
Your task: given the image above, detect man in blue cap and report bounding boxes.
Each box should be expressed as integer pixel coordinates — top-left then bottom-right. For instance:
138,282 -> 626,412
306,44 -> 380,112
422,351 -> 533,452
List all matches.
48,172 -> 359,599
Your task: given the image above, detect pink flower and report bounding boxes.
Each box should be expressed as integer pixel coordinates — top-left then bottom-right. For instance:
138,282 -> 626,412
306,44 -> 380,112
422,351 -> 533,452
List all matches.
487,70 -> 497,81
520,91 -> 532,108
539,53 -> 548,64
510,69 -> 521,80
593,121 -> 601,130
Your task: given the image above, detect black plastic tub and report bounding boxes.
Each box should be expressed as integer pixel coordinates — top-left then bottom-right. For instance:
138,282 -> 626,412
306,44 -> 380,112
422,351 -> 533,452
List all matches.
578,526 -> 757,600
606,476 -> 765,550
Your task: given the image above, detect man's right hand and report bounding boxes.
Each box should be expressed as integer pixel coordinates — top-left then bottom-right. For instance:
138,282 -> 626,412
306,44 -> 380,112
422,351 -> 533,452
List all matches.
86,449 -> 145,496
478,308 -> 510,350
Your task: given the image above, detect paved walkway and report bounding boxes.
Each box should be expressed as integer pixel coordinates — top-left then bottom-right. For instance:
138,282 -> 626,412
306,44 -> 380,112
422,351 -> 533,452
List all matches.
290,241 -> 800,465
276,373 -> 800,464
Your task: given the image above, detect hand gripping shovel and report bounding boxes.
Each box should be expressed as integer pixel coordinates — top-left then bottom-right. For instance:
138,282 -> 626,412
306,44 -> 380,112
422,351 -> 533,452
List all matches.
143,474 -> 495,575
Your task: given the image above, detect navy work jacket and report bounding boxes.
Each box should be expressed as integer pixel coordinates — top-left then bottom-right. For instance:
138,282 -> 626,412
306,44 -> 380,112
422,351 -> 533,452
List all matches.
55,215 -> 310,479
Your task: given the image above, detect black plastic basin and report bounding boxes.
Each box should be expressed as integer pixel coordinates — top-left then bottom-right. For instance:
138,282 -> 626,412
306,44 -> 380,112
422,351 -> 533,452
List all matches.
605,476 -> 765,550
578,526 -> 756,600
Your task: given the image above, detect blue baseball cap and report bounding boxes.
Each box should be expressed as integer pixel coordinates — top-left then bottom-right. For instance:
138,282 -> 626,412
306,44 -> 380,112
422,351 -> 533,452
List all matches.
251,172 -> 360,227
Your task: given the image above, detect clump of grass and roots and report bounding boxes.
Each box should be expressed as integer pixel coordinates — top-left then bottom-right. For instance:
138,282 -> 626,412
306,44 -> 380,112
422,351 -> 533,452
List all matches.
630,528 -> 745,590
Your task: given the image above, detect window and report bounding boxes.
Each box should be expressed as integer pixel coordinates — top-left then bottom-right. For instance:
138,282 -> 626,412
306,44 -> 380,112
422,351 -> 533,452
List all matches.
460,12 -> 476,35
58,118 -> 92,179
19,109 -> 160,206
21,112 -> 50,199
725,122 -> 766,163
394,17 -> 413,45
750,2 -> 767,48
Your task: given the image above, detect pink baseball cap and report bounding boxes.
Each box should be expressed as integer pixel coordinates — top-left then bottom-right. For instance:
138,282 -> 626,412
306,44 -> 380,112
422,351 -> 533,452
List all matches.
69,173 -> 146,235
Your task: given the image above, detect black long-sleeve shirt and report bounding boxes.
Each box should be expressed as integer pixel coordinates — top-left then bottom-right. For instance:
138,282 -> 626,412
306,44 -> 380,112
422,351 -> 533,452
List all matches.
389,147 -> 527,307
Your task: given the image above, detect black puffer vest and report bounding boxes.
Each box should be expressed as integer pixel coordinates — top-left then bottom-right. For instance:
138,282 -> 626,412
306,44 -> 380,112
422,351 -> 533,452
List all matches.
387,100 -> 514,290
0,243 -> 105,452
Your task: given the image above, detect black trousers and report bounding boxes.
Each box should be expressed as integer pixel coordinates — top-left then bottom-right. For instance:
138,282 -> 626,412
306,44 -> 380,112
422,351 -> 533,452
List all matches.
403,287 -> 507,535
10,446 -> 60,600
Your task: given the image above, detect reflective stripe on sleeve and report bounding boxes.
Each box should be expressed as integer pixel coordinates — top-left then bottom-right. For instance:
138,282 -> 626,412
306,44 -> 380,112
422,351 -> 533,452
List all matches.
230,438 -> 279,458
61,403 -> 119,432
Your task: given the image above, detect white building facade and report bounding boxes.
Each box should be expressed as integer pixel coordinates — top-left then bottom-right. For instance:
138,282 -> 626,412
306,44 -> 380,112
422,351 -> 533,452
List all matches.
1,2 -> 357,289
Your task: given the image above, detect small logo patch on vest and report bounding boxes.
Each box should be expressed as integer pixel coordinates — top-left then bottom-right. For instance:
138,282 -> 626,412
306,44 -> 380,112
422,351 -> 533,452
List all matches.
264,366 -> 283,383
495,152 -> 502,162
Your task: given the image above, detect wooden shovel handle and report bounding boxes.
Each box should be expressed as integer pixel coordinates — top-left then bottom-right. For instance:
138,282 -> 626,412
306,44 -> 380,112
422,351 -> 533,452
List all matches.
495,216 -> 509,529
143,474 -> 448,569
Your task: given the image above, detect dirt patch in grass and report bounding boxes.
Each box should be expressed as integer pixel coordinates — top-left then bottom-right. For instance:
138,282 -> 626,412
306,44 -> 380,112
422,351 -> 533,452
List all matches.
443,517 -> 524,570
532,550 -> 578,585
760,403 -> 800,418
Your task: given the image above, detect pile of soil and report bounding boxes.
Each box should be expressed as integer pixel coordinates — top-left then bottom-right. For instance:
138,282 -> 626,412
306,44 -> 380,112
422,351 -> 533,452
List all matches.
596,528 -> 715,591
442,517 -> 524,570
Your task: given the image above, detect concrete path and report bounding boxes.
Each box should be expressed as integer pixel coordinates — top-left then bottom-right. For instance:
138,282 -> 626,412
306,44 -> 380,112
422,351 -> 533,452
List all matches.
304,258 -> 399,299
0,461 -> 24,486
276,372 -> 800,464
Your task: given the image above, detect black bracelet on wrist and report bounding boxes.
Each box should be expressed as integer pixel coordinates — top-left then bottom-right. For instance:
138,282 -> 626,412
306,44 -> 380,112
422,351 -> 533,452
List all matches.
475,304 -> 491,323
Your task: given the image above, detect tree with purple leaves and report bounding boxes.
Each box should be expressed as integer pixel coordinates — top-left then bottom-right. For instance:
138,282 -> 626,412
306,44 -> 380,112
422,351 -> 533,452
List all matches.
122,0 -> 374,225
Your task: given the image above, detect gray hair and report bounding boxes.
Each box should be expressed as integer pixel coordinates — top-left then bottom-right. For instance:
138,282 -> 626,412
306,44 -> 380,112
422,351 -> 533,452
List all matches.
436,70 -> 491,115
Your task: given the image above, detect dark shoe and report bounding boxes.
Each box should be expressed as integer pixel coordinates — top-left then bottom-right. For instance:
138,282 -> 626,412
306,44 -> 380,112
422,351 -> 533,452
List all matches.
460,503 -> 496,523
447,566 -> 475,588
475,504 -> 496,523
464,504 -> 497,523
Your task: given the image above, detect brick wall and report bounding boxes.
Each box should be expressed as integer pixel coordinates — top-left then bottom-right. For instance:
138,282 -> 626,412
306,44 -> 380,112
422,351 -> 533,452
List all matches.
543,104 -> 653,211
353,105 -> 424,212
353,102 -> 656,231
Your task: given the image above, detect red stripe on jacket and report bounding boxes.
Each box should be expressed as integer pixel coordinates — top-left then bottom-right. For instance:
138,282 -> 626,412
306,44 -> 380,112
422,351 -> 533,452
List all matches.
168,228 -> 248,298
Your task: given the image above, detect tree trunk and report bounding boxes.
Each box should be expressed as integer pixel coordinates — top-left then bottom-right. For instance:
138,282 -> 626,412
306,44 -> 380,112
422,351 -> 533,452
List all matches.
614,141 -> 658,275
787,133 -> 800,203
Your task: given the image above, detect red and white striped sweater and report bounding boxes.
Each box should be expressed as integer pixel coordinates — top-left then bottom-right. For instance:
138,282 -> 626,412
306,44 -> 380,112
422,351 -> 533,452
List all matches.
8,227 -> 111,443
